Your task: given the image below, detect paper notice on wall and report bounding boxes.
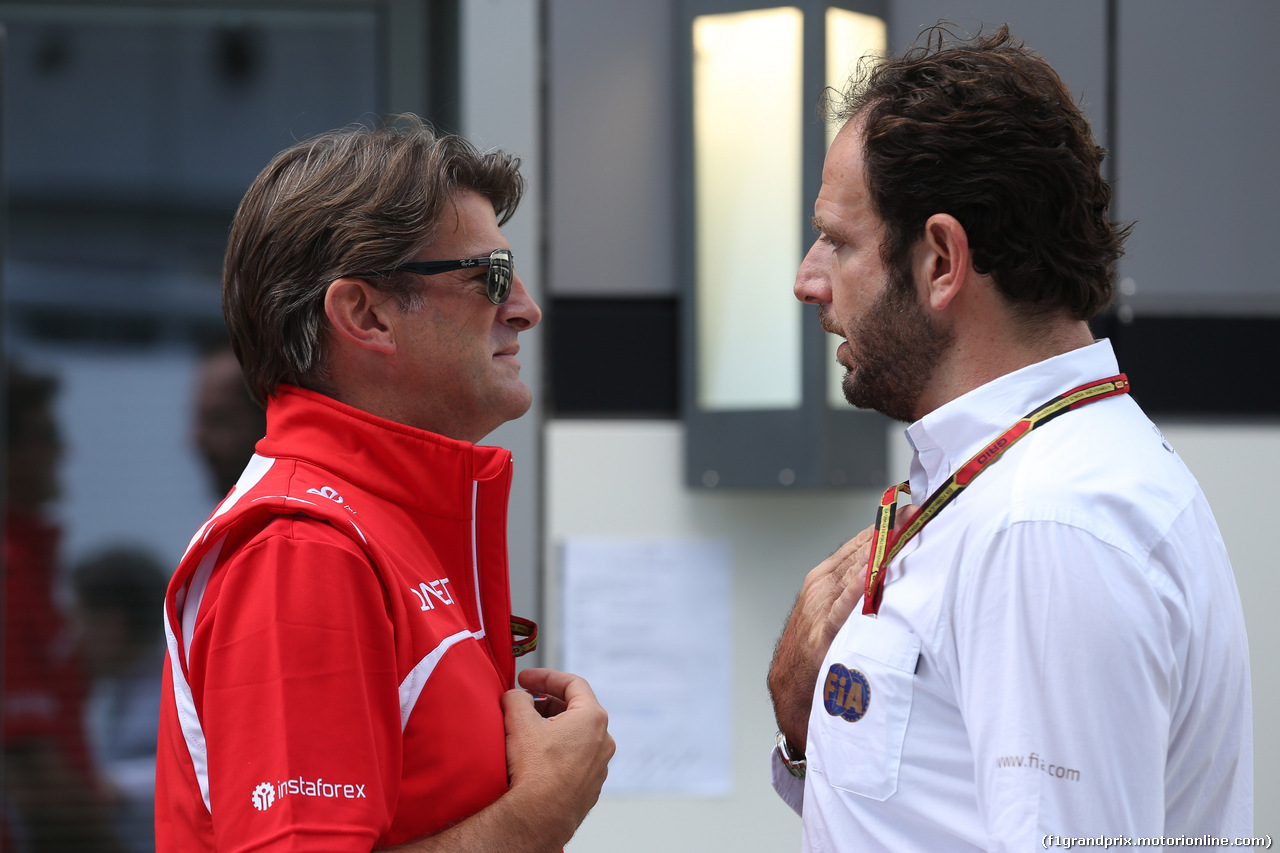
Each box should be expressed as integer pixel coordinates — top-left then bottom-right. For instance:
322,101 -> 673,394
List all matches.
561,537 -> 733,796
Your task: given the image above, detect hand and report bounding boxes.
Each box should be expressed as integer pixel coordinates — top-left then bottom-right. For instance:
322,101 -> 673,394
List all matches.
767,506 -> 919,751
499,668 -> 615,847
383,670 -> 613,853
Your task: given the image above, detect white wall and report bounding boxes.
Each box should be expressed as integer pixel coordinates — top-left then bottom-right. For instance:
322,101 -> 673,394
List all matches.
1157,421 -> 1280,828
546,419 -> 1278,848
460,0 -> 545,621
546,420 -> 880,850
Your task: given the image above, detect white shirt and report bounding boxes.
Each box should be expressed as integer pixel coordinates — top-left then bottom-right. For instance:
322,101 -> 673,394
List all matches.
773,340 -> 1253,851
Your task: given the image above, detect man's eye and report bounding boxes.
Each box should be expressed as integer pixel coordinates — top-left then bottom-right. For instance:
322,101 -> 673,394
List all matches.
821,234 -> 844,251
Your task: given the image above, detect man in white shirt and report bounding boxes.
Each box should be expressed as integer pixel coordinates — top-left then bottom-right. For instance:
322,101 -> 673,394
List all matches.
768,25 -> 1252,850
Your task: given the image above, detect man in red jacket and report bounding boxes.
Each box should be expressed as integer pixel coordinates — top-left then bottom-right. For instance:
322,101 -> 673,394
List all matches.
156,116 -> 614,852
4,364 -> 123,851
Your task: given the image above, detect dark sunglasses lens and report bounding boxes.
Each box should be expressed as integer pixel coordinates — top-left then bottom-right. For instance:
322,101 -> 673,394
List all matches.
487,251 -> 513,304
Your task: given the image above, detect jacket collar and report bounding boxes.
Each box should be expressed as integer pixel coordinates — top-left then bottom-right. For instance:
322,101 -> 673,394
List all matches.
259,386 -> 512,520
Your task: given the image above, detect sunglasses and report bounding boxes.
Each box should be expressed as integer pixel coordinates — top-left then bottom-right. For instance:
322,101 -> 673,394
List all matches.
390,248 -> 514,305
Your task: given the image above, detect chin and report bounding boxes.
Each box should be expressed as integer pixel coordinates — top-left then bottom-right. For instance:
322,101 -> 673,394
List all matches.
493,384 -> 535,425
509,387 -> 534,420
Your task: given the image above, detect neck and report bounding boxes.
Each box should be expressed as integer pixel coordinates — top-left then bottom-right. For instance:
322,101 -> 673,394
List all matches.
916,316 -> 1096,419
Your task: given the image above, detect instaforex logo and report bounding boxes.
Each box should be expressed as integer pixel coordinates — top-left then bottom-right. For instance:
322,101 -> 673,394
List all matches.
251,782 -> 275,811
252,776 -> 368,812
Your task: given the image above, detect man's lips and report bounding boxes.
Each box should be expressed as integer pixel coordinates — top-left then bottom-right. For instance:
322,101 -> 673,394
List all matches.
818,309 -> 852,366
494,344 -> 521,369
836,340 -> 852,367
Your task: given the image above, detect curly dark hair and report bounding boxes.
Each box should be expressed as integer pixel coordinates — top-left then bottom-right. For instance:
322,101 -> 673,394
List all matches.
223,115 -> 525,407
829,24 -> 1128,320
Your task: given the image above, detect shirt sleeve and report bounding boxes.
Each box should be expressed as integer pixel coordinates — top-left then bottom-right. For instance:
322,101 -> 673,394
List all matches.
770,744 -> 805,815
192,516 -> 399,853
952,519 -> 1176,849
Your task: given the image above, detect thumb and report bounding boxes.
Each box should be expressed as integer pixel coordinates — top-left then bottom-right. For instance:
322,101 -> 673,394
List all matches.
501,688 -> 539,731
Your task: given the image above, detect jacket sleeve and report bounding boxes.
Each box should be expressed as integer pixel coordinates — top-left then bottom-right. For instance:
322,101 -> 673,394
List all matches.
192,515 -> 399,853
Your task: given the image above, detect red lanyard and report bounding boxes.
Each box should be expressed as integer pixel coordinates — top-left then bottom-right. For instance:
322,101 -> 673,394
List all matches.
511,617 -> 539,657
863,374 -> 1130,617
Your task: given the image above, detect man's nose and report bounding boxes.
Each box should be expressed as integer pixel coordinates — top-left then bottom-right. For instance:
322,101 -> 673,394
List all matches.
794,244 -> 831,305
502,273 -> 542,330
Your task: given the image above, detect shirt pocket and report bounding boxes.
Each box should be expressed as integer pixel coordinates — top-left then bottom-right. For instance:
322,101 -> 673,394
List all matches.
806,614 -> 920,801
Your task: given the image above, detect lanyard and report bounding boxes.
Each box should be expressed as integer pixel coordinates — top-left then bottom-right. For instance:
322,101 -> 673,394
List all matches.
511,617 -> 539,657
862,374 -> 1130,617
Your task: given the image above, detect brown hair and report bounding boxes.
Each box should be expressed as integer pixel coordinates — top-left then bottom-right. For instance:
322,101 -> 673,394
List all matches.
829,25 -> 1128,320
223,115 -> 525,406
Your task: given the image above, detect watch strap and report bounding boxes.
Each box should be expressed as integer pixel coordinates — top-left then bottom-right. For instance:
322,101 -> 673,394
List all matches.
775,731 -> 807,779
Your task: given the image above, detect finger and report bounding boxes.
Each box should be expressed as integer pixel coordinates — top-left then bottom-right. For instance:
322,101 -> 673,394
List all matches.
517,668 -> 603,710
530,692 -> 568,718
811,527 -> 871,584
501,686 -> 537,717
826,526 -> 875,578
500,688 -> 543,736
851,529 -> 876,564
831,570 -> 866,621
831,525 -> 874,563
894,503 -> 922,532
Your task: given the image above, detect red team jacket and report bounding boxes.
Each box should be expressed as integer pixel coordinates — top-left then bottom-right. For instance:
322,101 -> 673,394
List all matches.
156,386 -> 520,851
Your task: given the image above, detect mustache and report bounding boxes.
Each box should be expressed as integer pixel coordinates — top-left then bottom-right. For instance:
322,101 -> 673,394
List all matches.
817,306 -> 844,337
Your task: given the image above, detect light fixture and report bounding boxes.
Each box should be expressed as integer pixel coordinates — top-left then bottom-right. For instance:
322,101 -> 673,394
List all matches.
681,1 -> 889,488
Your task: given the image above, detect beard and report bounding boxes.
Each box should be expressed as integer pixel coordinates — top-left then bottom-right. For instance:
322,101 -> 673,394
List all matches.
827,260 -> 954,423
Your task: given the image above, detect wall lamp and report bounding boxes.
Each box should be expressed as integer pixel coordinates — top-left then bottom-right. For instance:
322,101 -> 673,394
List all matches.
680,1 -> 889,488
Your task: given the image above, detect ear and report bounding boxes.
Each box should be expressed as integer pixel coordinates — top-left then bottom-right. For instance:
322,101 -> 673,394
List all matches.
917,213 -> 973,312
324,277 -> 398,354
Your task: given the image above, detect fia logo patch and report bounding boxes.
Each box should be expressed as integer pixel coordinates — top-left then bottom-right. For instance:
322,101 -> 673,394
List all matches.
823,663 -> 870,723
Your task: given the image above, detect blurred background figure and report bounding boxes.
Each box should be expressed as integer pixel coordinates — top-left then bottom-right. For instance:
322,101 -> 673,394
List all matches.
3,363 -> 122,852
192,342 -> 266,500
70,545 -> 169,853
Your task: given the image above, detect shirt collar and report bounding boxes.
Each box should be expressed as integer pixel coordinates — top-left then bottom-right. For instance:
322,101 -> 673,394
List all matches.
904,339 -> 1120,502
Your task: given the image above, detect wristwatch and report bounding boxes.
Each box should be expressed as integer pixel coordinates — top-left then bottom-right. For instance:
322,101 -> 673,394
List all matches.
775,731 -> 807,779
